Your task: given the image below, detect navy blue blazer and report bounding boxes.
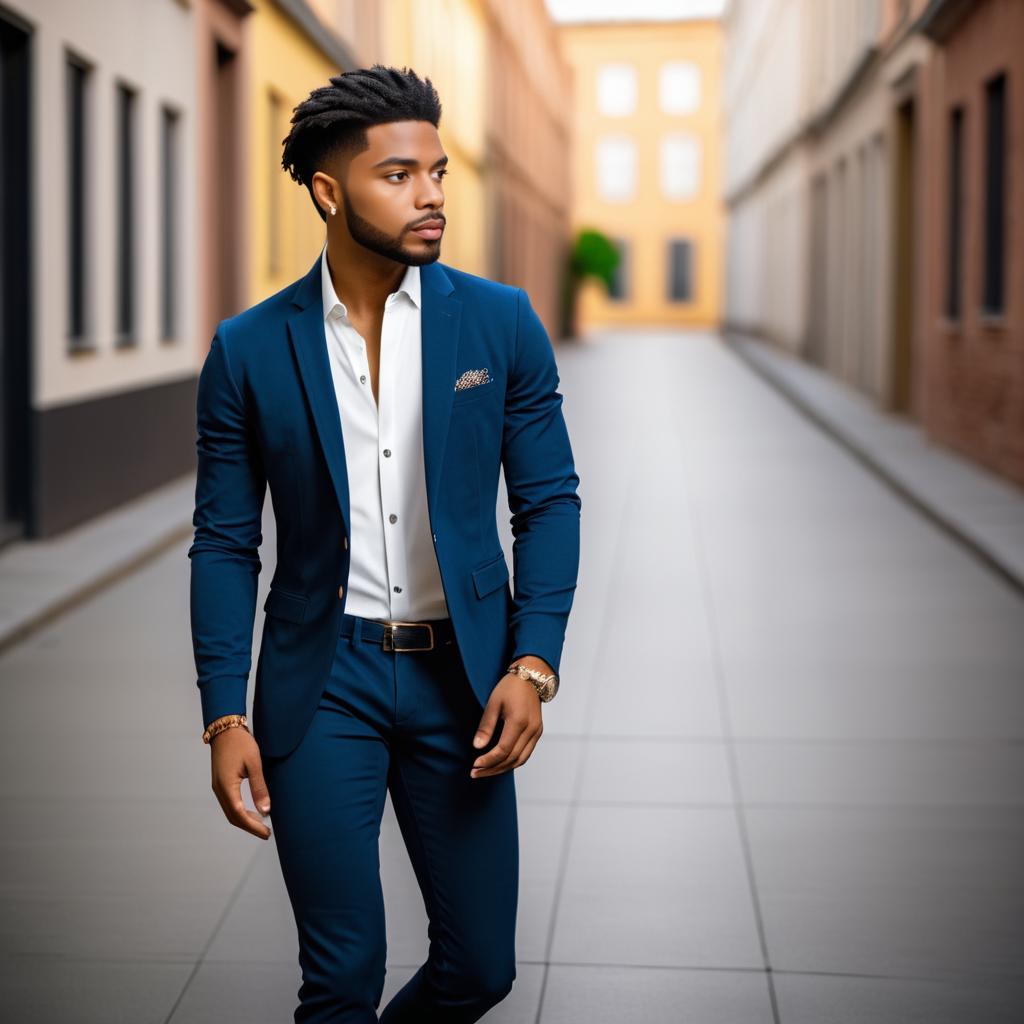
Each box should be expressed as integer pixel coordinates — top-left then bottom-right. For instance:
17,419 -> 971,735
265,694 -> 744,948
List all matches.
188,252 -> 582,759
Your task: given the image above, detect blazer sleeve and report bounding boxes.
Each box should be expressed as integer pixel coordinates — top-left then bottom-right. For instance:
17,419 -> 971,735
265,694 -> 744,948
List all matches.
501,288 -> 582,677
187,327 -> 266,731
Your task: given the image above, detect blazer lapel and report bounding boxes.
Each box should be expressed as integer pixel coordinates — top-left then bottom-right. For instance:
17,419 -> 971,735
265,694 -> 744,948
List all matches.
419,261 -> 462,518
285,252 -> 463,537
287,254 -> 352,537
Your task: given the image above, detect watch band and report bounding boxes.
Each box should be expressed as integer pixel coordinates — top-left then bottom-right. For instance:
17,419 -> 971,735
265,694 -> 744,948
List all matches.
507,661 -> 559,702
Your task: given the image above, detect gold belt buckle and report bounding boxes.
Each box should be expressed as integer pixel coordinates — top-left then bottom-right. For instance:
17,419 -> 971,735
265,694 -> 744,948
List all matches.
381,620 -> 434,652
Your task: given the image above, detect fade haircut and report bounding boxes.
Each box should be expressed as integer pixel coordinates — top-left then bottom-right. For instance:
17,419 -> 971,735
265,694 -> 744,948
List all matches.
281,64 -> 443,223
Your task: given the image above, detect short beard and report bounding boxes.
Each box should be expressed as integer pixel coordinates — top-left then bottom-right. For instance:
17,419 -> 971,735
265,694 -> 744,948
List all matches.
342,189 -> 441,267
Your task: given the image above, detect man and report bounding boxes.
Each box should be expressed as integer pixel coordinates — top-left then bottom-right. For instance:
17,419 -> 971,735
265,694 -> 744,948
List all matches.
188,64 -> 581,1023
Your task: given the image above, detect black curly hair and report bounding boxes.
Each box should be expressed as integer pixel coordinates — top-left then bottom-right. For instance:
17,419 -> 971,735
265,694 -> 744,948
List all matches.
281,64 -> 443,224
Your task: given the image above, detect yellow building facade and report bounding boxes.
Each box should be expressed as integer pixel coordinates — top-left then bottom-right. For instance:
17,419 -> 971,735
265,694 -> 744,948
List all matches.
242,0 -> 500,306
247,0 -> 357,305
559,19 -> 724,330
243,0 -> 571,336
378,0 -> 491,280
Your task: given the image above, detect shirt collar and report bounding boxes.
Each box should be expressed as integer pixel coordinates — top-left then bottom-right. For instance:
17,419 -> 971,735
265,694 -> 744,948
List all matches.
320,240 -> 421,322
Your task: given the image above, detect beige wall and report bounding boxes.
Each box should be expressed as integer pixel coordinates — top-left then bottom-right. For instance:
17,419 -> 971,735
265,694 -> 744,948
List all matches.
246,0 -> 347,309
724,0 -> 924,404
379,0 -> 491,282
482,0 -> 573,337
245,0 -> 572,341
19,0 -> 199,409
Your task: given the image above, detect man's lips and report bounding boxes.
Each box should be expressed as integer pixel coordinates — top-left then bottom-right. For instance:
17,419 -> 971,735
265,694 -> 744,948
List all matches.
412,221 -> 444,239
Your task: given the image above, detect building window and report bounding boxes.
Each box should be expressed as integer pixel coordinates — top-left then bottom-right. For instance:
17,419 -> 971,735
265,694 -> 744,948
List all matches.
596,135 -> 637,201
608,238 -> 630,301
66,53 -> 90,349
660,61 -> 701,115
982,72 -> 1006,315
115,81 -> 137,346
661,133 -> 701,200
667,238 -> 695,302
945,105 -> 964,321
160,105 -> 180,342
596,63 -> 637,117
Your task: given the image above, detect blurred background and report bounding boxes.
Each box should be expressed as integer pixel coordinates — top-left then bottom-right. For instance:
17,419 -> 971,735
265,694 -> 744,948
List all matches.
1,0 -> 1022,1021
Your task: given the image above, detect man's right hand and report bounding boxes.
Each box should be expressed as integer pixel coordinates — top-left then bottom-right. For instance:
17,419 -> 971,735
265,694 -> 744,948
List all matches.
210,727 -> 273,840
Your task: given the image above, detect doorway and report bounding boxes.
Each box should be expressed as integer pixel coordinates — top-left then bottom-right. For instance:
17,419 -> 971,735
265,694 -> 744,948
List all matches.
891,96 -> 917,414
0,11 -> 32,546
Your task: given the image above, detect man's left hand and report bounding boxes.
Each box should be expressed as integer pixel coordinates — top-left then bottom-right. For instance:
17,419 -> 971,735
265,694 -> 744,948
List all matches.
470,656 -> 551,778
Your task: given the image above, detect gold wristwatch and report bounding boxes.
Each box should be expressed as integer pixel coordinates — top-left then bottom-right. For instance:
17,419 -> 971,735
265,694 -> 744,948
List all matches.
507,661 -> 559,702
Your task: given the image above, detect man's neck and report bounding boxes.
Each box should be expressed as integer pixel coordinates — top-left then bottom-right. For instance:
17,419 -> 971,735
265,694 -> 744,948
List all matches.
326,239 -> 407,319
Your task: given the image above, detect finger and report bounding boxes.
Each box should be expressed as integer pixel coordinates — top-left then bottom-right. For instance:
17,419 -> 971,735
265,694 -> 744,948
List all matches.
473,700 -> 503,749
475,733 -> 532,778
228,798 -> 273,840
511,731 -> 542,769
214,775 -> 272,840
248,757 -> 271,816
471,717 -> 523,770
472,721 -> 532,775
506,720 -> 542,767
473,728 -> 532,777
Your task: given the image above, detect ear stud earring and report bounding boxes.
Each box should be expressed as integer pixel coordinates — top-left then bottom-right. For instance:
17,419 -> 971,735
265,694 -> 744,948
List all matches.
330,205 -> 337,216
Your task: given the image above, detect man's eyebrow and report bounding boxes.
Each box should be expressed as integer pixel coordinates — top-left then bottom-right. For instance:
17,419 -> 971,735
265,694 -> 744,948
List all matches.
371,154 -> 449,170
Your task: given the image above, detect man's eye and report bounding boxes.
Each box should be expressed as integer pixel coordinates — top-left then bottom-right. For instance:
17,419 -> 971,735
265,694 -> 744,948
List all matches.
385,169 -> 449,182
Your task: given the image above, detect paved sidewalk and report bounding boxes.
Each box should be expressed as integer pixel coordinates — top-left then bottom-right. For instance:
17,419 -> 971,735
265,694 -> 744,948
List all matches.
727,331 -> 1024,590
1,329 -> 1022,1023
0,472 -> 196,651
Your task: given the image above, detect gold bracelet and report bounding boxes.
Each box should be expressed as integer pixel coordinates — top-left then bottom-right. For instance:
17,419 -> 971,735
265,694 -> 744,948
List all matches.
202,714 -> 249,745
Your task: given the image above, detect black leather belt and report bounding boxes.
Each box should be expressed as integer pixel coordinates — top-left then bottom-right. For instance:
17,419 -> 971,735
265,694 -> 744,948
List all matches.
340,613 -> 455,652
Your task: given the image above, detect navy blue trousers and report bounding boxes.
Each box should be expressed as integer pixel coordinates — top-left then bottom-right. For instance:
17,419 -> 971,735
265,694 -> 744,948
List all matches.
263,613 -> 519,1023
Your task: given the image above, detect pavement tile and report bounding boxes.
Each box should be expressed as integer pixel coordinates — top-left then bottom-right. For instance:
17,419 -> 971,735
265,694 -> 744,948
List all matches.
774,970 -> 1024,1023
550,805 -> 764,969
746,805 -> 1024,979
0,955 -> 192,1024
539,964 -> 775,1023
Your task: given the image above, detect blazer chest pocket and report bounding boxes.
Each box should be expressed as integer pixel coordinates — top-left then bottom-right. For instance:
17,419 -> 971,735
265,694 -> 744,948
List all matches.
452,377 -> 499,406
264,587 -> 309,623
471,553 -> 510,599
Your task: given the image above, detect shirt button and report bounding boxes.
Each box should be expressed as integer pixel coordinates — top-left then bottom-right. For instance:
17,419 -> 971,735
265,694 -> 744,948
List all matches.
389,513 -> 398,523
360,375 -> 366,383
338,585 -> 345,599
383,448 -> 391,457
393,585 -> 402,593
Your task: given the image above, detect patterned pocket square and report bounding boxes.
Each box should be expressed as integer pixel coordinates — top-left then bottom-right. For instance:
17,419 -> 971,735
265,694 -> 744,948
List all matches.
454,367 -> 492,392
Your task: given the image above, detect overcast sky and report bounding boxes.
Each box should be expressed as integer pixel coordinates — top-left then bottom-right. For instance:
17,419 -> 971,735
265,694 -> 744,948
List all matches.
544,0 -> 726,22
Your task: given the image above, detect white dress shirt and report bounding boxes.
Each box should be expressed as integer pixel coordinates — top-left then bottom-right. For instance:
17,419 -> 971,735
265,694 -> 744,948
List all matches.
320,240 -> 448,621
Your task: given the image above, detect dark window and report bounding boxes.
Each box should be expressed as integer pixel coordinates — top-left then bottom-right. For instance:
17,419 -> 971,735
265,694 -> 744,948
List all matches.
945,105 -> 964,321
115,82 -> 136,345
608,238 -> 630,301
66,54 -> 89,347
668,238 -> 694,302
982,72 -> 1006,315
160,105 -> 179,341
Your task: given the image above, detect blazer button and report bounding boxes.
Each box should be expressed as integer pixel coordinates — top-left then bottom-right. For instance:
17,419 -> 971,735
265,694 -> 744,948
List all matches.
338,585 -> 345,599
343,536 -> 348,550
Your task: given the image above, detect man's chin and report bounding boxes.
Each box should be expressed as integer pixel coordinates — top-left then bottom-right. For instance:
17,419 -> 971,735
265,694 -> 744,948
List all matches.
401,243 -> 442,267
